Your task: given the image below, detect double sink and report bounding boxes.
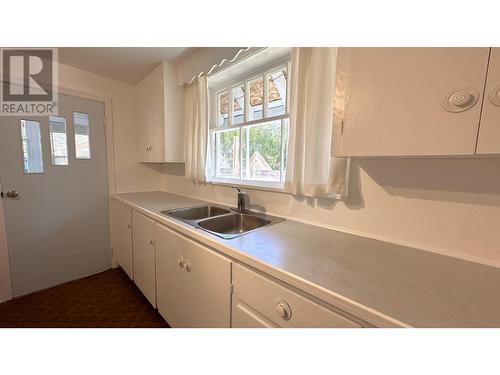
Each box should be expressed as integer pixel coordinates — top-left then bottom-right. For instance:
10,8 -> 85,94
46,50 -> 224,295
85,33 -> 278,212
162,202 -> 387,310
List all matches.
161,205 -> 284,239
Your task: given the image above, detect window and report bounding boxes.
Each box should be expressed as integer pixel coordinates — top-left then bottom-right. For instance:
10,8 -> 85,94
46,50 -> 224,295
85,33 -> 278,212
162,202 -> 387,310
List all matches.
209,59 -> 290,188
74,112 -> 91,159
49,116 -> 68,166
20,120 -> 44,173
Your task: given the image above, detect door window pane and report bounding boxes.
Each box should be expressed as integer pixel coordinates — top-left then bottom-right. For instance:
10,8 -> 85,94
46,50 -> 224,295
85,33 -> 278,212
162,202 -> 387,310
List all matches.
214,128 -> 240,179
268,67 -> 288,117
20,120 -> 44,173
242,120 -> 282,182
232,85 -> 245,125
248,76 -> 263,121
49,116 -> 68,166
74,112 -> 91,159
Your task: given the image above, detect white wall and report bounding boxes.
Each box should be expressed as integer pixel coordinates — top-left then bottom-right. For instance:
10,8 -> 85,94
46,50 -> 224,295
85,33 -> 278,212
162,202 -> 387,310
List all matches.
57,63 -> 162,192
160,158 -> 500,268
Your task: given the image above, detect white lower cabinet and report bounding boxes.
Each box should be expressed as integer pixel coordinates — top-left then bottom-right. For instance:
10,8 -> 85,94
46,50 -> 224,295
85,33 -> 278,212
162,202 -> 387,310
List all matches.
232,298 -> 278,328
112,199 -> 368,328
132,211 -> 157,307
110,200 -> 133,280
232,263 -> 362,328
155,224 -> 232,328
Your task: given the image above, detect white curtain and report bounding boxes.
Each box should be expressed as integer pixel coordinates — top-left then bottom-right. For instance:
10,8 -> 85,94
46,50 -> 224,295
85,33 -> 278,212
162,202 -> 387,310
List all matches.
184,75 -> 209,182
284,47 -> 350,199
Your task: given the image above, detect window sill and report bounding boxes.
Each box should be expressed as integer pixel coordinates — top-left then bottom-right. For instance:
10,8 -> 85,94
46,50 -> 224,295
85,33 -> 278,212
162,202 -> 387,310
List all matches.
209,178 -> 287,194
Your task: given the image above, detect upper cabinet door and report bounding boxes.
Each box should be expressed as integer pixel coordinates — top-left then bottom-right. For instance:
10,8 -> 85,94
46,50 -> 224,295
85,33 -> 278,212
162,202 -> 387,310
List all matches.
136,62 -> 185,163
332,48 -> 490,157
477,48 -> 500,154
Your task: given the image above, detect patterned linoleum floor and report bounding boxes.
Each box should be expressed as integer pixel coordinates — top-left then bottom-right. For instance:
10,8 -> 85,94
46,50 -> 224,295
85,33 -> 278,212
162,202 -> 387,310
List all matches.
0,268 -> 169,328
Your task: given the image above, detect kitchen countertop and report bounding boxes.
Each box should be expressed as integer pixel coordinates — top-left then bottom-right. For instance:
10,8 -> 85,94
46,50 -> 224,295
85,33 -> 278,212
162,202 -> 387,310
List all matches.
112,191 -> 500,327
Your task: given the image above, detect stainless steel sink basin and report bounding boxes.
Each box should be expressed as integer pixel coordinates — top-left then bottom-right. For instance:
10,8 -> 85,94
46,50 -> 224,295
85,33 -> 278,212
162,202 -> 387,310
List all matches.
197,212 -> 284,239
162,205 -> 230,223
162,204 -> 284,239
197,213 -> 270,237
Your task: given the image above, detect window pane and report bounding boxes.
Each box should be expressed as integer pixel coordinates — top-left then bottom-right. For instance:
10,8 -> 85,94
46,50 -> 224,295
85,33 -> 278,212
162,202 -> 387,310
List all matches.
242,120 -> 282,182
20,120 -> 44,173
49,116 -> 68,166
214,128 -> 240,179
268,67 -> 288,117
218,91 -> 229,126
232,85 -> 244,124
248,77 -> 263,121
74,112 -> 91,159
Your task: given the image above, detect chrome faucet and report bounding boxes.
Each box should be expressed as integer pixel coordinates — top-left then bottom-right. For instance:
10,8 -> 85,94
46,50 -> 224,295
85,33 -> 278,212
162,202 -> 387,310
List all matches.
232,186 -> 248,213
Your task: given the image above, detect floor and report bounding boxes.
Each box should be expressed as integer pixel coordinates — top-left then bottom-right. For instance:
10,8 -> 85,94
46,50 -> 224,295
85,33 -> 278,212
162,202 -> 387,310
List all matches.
0,268 -> 169,328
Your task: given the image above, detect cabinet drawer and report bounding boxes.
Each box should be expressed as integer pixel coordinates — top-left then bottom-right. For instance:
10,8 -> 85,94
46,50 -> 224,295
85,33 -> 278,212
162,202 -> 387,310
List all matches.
233,264 -> 361,328
232,298 -> 277,328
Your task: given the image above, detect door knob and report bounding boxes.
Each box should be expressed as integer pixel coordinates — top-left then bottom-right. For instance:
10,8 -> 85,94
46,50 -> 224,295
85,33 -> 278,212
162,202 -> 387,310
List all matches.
5,190 -> 19,199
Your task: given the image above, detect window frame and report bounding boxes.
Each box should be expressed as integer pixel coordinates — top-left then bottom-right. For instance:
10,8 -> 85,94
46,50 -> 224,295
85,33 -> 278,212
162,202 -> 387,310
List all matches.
73,111 -> 92,160
48,115 -> 69,166
208,56 -> 291,190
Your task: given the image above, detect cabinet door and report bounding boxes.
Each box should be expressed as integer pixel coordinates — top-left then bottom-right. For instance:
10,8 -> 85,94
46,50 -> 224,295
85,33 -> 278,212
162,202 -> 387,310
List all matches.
132,211 -> 156,306
477,48 -> 500,154
333,48 -> 490,157
156,224 -> 232,328
137,63 -> 165,162
110,200 -> 133,279
232,298 -> 277,328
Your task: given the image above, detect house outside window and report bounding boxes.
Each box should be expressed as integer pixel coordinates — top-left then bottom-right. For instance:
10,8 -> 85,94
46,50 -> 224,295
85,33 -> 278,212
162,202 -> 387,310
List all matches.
208,55 -> 291,189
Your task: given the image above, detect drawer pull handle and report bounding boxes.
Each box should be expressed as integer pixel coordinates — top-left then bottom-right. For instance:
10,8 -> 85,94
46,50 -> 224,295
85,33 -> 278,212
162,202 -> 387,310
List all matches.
184,259 -> 192,272
275,300 -> 292,321
177,256 -> 185,268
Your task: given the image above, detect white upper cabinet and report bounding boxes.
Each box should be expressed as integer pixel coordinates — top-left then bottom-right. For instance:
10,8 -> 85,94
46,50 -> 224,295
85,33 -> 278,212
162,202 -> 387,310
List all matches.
332,48 -> 490,157
477,48 -> 500,154
137,62 -> 184,162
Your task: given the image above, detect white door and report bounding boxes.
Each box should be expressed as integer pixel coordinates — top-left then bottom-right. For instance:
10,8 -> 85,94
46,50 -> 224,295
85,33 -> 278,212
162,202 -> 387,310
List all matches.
0,93 -> 111,297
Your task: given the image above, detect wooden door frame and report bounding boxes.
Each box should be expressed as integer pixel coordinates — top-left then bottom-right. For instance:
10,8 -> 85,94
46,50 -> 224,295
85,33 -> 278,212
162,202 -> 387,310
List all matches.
0,83 -> 119,301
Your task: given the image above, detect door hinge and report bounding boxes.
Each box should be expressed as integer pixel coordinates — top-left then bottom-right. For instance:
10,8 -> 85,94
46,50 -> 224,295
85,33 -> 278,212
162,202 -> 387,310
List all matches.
340,120 -> 345,136
229,284 -> 234,294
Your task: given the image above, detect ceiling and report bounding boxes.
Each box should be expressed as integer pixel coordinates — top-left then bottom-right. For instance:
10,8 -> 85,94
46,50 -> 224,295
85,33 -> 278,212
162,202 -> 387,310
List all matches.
58,47 -> 198,84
